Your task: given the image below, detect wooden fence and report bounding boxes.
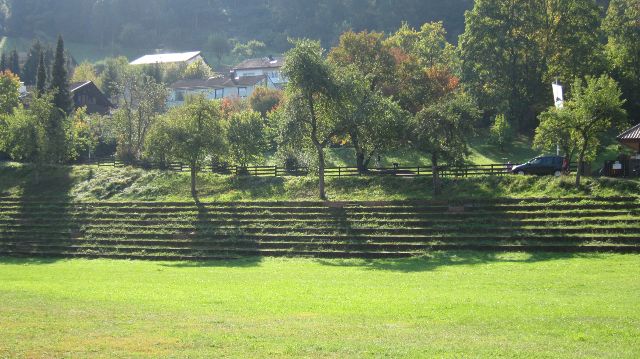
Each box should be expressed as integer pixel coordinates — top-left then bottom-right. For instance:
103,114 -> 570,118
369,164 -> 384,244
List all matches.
84,157 -> 578,179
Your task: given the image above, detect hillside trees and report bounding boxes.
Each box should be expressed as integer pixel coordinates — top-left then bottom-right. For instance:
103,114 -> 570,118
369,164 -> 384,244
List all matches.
459,0 -> 605,130
603,0 -> 640,121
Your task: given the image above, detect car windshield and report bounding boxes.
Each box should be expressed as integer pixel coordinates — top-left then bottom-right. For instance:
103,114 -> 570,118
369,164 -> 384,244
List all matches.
528,158 -> 543,165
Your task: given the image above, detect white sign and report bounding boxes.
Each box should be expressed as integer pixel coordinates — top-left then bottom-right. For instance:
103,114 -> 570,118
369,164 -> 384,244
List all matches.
552,83 -> 564,109
612,161 -> 622,170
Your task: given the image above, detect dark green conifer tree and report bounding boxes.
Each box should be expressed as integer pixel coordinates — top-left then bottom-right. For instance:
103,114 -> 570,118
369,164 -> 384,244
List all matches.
0,53 -> 6,71
50,35 -> 72,115
36,52 -> 47,96
9,50 -> 20,76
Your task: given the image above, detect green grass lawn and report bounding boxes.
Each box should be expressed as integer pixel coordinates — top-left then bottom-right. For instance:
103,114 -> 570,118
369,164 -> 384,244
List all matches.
1,253 -> 639,357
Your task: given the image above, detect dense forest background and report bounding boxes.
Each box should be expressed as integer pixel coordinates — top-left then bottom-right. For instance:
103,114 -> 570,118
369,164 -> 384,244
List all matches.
2,0 -> 478,52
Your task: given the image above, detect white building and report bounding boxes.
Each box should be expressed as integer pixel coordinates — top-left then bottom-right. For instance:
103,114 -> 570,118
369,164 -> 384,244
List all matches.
130,51 -> 205,66
232,56 -> 286,89
168,75 -> 269,107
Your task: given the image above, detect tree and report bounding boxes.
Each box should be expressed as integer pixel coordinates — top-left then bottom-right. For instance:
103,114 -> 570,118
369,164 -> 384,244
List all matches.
333,66 -> 408,172
112,73 -> 168,162
0,70 -> 20,115
536,75 -> 627,186
534,107 -> 579,162
0,53 -> 6,71
249,87 -> 282,117
21,40 -> 44,86
227,110 -> 267,167
411,91 -> 480,194
66,107 -> 98,161
9,50 -> 20,78
99,57 -> 129,101
489,114 -> 513,151
281,39 -> 343,200
208,34 -> 231,64
50,35 -> 72,116
36,52 -> 47,96
71,62 -> 101,87
459,0 -> 604,131
232,40 -> 266,59
328,30 -> 396,91
180,59 -> 214,80
603,0 -> 640,121
146,95 -> 226,198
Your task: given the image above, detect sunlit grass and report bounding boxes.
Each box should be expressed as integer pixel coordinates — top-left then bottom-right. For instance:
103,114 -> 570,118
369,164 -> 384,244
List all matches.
0,253 -> 639,357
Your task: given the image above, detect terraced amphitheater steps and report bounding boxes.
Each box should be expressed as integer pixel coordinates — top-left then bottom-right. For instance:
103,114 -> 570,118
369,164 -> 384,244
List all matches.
0,196 -> 639,260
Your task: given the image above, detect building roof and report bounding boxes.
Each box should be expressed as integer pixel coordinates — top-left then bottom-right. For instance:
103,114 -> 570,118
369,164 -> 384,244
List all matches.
618,123 -> 640,141
171,75 -> 268,90
130,51 -> 202,65
69,81 -> 93,92
234,56 -> 284,71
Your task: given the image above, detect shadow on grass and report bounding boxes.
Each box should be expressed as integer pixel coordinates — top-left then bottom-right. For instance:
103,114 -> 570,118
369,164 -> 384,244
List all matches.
0,162 -> 80,264
315,251 -> 605,273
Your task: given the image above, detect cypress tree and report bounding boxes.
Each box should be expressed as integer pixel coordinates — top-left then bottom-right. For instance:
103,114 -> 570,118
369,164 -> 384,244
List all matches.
9,50 -> 20,76
0,53 -> 6,71
50,35 -> 72,115
36,52 -> 47,96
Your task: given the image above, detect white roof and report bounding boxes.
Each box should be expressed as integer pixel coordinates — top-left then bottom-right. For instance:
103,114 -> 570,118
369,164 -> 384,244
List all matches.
130,51 -> 201,65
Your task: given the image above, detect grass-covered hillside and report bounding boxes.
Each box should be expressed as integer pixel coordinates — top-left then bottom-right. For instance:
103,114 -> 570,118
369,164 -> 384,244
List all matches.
1,162 -> 638,202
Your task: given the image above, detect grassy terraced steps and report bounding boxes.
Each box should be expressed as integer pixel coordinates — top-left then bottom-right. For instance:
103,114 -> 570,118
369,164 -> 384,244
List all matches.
0,196 -> 638,259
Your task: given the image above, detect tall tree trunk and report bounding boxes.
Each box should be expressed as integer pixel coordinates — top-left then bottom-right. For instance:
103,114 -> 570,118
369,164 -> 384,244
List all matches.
432,153 -> 440,196
317,145 -> 327,200
575,143 -> 588,187
190,162 -> 197,198
350,130 -> 366,174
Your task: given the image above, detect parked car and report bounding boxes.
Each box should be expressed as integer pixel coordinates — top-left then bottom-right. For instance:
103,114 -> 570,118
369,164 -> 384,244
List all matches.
511,156 -> 566,176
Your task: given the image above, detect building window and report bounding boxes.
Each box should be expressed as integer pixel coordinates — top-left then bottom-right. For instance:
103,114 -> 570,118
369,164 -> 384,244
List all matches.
175,90 -> 184,102
238,87 -> 247,98
215,88 -> 224,99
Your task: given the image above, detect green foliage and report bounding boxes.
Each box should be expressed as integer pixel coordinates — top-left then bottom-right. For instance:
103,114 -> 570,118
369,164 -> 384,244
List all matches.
50,35 -> 72,116
112,73 -> 167,162
35,52 -> 46,95
232,40 -> 266,59
387,22 -> 457,70
207,34 -> 231,64
536,75 -> 627,185
328,30 -> 396,91
489,114 -> 513,151
0,106 -> 45,162
0,70 -> 20,114
282,39 -> 343,199
459,0 -> 604,130
145,94 -> 226,195
71,61 -> 100,87
66,107 -> 98,161
180,59 -> 214,80
603,0 -> 640,120
227,110 -> 267,167
99,57 -> 129,100
411,90 -> 480,192
249,87 -> 282,117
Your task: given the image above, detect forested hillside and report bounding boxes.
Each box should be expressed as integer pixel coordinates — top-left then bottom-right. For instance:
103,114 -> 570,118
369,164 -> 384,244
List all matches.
0,0 -> 475,51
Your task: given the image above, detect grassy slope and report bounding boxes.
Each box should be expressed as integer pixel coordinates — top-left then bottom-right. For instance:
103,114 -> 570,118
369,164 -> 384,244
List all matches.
0,162 -> 638,202
1,254 -> 639,357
